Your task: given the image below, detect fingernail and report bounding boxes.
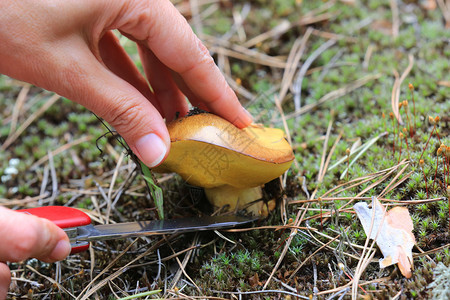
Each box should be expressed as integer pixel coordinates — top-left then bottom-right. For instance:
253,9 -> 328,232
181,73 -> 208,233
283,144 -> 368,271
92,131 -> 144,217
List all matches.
135,133 -> 167,167
50,239 -> 71,261
242,107 -> 253,125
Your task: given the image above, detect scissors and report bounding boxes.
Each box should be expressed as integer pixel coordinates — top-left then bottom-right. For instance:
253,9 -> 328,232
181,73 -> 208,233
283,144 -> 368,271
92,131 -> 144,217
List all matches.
18,206 -> 257,254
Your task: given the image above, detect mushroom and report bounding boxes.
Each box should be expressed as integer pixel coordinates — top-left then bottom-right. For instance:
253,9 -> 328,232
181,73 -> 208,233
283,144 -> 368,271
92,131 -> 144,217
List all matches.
153,112 -> 294,215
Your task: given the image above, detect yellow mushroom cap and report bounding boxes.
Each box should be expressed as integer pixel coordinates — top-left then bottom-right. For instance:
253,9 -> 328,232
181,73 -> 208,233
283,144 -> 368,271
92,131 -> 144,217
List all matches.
153,113 -> 295,189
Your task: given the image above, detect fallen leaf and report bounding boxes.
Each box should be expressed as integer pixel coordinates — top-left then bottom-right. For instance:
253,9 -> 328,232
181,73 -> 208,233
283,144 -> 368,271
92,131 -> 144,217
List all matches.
353,197 -> 416,278
249,273 -> 262,287
371,20 -> 394,35
421,0 -> 437,10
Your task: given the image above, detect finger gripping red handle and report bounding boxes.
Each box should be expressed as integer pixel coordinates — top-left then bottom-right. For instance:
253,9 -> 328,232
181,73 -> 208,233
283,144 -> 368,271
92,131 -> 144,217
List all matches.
17,206 -> 92,254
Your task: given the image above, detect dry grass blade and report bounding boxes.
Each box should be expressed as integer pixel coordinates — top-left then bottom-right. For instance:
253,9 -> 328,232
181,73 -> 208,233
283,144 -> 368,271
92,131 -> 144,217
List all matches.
413,243 -> 450,258
352,248 -> 377,298
391,68 -> 402,124
321,161 -> 409,200
243,19 -> 290,48
378,162 -> 411,197
307,226 -> 367,252
317,276 -> 390,296
106,151 -> 125,223
436,0 -> 450,27
26,265 -> 76,299
262,211 -> 299,290
46,150 -> 58,205
291,39 -> 336,118
277,28 -> 313,105
263,199 -> 312,290
328,138 -> 363,171
30,135 -> 93,169
204,36 -> 287,68
282,73 -> 382,120
288,233 -> 341,280
190,0 -> 203,36
317,117 -> 334,183
389,0 -> 399,37
321,131 -> 343,180
391,54 -> 414,125
274,96 -> 298,173
363,44 -> 375,71
339,164 -> 404,210
244,3 -> 336,48
352,197 -> 380,299
78,238 -> 157,300
0,194 -> 48,207
1,93 -> 60,150
8,83 -> 30,138
310,28 -> 358,43
168,237 -> 202,294
339,132 -> 388,180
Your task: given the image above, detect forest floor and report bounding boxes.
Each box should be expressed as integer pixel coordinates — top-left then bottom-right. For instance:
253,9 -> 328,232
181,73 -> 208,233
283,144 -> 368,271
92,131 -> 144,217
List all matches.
1,0 -> 450,299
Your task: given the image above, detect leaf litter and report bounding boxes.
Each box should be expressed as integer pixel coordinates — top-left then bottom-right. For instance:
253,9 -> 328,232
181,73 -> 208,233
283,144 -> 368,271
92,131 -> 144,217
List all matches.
354,196 -> 416,278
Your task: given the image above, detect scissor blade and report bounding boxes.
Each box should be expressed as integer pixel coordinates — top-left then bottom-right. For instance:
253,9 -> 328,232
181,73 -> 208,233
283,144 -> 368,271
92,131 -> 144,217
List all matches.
75,215 -> 257,242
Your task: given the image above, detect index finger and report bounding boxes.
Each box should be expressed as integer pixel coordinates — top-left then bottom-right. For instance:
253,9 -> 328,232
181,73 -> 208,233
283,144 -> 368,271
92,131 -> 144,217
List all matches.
115,0 -> 253,128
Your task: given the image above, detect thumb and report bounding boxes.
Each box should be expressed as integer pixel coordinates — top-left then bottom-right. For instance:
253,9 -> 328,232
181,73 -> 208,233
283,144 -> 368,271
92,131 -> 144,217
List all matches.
0,207 -> 71,263
0,263 -> 11,300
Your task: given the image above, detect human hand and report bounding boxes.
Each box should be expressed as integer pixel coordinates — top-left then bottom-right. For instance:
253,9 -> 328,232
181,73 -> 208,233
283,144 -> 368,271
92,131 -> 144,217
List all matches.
0,207 -> 71,299
0,0 -> 252,167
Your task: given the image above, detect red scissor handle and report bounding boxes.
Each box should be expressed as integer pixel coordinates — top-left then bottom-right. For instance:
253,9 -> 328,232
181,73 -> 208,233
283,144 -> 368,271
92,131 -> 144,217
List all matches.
18,206 -> 92,254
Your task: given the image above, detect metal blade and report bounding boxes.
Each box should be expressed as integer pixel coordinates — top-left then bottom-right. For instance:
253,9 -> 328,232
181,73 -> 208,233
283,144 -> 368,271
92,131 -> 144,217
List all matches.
74,215 -> 257,242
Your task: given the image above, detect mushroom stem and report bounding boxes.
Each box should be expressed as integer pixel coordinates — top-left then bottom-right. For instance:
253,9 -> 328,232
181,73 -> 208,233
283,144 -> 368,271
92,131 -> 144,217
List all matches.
204,185 -> 274,216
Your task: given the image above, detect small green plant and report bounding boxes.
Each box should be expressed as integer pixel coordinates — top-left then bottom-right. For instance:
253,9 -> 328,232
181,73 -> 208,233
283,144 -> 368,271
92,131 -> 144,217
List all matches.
422,219 -> 430,231
418,203 -> 430,215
